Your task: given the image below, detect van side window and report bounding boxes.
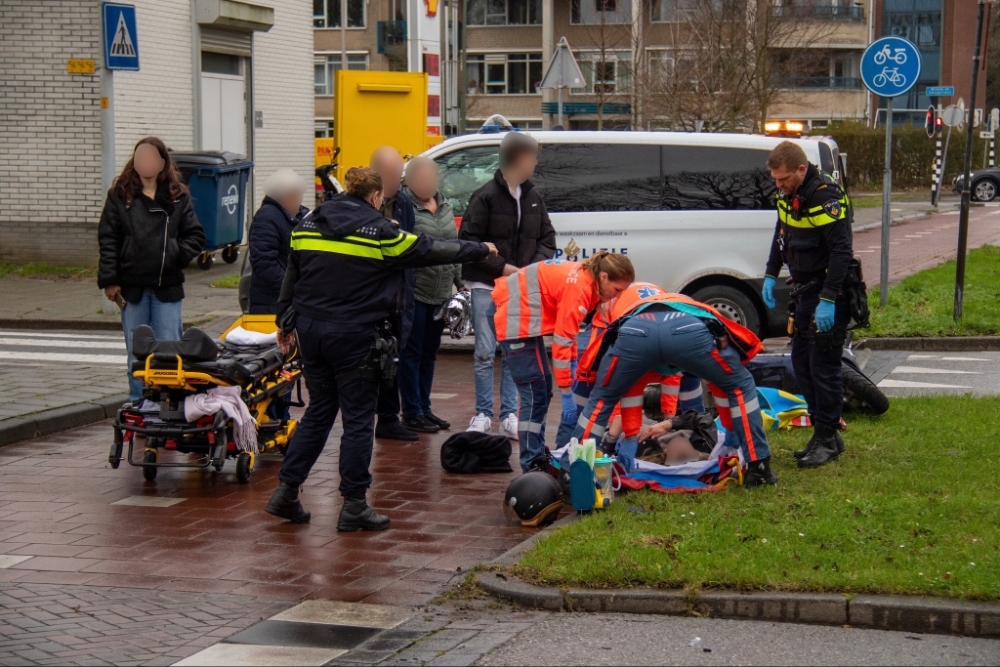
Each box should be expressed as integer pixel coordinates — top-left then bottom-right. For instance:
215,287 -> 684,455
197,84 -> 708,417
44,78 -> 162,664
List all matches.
818,142 -> 835,175
532,144 -> 661,212
661,146 -> 776,211
434,145 -> 500,216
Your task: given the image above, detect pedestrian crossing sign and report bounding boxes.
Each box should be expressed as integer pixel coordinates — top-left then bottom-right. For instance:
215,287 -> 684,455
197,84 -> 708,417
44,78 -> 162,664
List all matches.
102,3 -> 140,71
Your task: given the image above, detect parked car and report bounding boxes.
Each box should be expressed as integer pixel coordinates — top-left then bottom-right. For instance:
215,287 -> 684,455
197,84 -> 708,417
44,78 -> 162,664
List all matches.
420,130 -> 847,339
953,168 -> 1000,202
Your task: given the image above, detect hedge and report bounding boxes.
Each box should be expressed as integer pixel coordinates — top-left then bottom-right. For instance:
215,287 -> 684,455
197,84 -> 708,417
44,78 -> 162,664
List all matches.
808,121 -> 992,192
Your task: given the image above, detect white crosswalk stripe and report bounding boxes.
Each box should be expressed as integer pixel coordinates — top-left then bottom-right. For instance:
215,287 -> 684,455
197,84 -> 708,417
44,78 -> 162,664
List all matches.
0,330 -> 128,366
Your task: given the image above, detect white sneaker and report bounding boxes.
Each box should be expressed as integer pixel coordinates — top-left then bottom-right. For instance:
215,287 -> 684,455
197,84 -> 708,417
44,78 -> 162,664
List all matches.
467,413 -> 492,433
500,414 -> 519,440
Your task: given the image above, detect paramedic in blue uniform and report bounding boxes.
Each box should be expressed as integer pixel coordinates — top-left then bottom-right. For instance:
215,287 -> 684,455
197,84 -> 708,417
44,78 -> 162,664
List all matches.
266,167 -> 496,531
761,141 -> 853,469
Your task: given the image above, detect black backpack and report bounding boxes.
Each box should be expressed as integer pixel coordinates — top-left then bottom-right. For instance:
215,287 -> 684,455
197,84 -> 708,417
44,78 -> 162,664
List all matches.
440,432 -> 513,474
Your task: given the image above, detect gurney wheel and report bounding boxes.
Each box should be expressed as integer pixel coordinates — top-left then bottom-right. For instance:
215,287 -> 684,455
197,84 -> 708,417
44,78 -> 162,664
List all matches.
109,441 -> 123,469
142,449 -> 158,481
213,460 -> 225,472
236,452 -> 252,484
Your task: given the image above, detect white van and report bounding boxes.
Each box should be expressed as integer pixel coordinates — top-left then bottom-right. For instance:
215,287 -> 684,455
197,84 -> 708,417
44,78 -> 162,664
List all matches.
421,131 -> 846,338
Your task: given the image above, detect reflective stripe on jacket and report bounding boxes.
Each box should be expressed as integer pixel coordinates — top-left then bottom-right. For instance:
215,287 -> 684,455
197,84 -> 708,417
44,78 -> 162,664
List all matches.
493,260 -> 600,387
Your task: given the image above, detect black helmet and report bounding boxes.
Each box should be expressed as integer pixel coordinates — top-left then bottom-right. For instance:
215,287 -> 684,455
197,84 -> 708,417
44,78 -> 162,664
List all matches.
643,382 -> 665,421
504,472 -> 564,528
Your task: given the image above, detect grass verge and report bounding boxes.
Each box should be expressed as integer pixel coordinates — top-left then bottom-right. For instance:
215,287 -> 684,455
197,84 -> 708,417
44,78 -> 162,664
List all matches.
0,262 -> 97,281
211,275 -> 241,289
862,244 -> 1000,337
514,396 -> 999,600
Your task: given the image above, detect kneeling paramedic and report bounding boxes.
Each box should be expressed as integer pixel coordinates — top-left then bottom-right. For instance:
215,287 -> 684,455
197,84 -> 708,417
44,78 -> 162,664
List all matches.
574,286 -> 777,488
492,252 -> 635,472
761,141 -> 853,469
268,167 -> 496,530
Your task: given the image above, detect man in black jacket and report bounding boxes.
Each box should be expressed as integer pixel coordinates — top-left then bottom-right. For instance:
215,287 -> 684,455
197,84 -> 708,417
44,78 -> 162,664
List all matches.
247,169 -> 309,314
459,133 -> 556,439
761,141 -> 854,470
266,167 -> 496,531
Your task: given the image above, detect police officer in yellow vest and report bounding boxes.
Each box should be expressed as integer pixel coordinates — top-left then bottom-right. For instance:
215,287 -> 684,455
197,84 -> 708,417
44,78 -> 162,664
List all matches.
761,141 -> 853,469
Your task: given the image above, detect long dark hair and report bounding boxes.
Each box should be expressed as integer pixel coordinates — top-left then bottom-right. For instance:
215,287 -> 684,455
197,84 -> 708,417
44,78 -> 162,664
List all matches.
111,137 -> 187,205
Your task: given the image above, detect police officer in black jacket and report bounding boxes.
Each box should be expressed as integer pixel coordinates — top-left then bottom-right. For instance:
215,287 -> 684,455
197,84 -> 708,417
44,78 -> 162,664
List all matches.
266,167 -> 497,531
761,141 -> 853,469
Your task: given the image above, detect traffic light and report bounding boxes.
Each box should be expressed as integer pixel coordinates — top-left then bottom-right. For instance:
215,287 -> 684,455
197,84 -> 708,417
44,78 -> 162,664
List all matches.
925,105 -> 937,138
936,115 -> 943,136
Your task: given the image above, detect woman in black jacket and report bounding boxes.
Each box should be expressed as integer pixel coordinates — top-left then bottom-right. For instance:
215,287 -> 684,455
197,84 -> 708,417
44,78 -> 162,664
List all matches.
97,137 -> 206,401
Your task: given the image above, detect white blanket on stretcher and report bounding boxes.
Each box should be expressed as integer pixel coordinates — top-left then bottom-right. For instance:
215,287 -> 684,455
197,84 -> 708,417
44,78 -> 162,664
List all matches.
224,326 -> 277,346
184,385 -> 258,454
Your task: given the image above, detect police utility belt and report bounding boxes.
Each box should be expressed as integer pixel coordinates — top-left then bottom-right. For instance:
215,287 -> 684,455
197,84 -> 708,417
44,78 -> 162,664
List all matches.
337,320 -> 398,389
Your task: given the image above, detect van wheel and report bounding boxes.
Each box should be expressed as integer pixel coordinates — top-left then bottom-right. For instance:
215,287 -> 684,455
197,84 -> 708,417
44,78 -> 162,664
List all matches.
690,285 -> 762,338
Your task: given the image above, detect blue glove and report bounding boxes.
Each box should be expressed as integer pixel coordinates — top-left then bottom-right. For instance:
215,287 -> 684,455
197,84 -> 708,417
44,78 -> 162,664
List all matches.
762,276 -> 776,309
616,437 -> 638,474
560,392 -> 577,424
815,299 -> 836,332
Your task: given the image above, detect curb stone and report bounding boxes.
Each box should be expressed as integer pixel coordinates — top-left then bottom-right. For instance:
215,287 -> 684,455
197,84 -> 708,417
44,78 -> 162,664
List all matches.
0,394 -> 128,448
475,562 -> 1000,638
856,336 -> 1000,352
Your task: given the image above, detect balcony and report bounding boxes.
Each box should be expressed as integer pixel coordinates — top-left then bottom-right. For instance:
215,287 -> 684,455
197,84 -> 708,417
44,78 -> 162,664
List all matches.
781,76 -> 863,89
377,20 -> 406,54
541,102 -> 631,115
770,4 -> 865,20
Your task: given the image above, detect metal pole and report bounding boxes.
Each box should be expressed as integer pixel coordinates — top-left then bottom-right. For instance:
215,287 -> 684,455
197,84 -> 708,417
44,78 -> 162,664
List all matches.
557,86 -> 563,126
940,123 -> 953,201
991,138 -> 996,167
340,0 -> 348,69
931,136 -> 942,206
100,15 -> 115,198
954,0 -> 987,320
458,0 -> 467,134
879,96 -> 893,307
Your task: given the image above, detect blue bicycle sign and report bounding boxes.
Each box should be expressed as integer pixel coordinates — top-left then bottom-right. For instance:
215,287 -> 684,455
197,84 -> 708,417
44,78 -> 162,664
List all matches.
861,36 -> 920,98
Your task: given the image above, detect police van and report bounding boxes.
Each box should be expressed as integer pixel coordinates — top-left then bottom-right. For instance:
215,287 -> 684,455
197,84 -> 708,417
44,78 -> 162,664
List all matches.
421,131 -> 846,338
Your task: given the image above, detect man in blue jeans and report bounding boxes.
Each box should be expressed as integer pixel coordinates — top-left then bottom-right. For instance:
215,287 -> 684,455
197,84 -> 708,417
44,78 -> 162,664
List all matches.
459,132 -> 556,438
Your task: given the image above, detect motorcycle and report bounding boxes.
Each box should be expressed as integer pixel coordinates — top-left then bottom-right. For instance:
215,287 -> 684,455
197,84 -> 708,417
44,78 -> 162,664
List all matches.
315,146 -> 344,201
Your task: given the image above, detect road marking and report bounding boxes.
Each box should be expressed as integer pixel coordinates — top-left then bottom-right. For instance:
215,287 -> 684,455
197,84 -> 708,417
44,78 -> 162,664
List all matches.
429,393 -> 456,400
856,250 -> 874,253
940,356 -> 993,362
904,235 -> 924,238
111,496 -> 187,508
0,337 -> 125,349
906,354 -> 937,359
890,366 -> 981,375
174,644 -> 345,667
0,351 -> 126,365
878,379 -> 972,389
273,600 -> 411,629
0,555 -> 33,569
0,330 -> 121,340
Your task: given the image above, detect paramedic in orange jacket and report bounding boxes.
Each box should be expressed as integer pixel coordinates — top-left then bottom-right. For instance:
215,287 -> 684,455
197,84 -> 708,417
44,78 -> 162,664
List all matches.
493,252 -> 635,471
573,285 -> 777,488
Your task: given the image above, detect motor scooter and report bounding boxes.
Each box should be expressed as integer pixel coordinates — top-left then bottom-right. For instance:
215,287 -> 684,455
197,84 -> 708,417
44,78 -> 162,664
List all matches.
315,146 -> 343,201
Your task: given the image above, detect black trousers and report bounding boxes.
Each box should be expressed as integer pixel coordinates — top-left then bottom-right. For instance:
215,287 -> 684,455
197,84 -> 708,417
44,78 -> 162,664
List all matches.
278,316 -> 379,498
791,290 -> 848,428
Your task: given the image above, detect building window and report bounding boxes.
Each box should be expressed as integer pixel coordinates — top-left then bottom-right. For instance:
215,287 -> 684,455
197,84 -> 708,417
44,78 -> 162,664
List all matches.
466,53 -> 543,94
467,0 -> 542,25
650,0 -> 700,22
313,0 -> 365,28
315,53 -> 368,95
575,52 -> 632,94
571,0 -> 632,24
315,120 -> 334,138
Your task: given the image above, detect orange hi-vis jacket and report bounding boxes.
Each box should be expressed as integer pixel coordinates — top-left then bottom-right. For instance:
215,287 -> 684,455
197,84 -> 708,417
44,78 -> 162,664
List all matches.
577,282 -> 663,383
493,260 -> 601,387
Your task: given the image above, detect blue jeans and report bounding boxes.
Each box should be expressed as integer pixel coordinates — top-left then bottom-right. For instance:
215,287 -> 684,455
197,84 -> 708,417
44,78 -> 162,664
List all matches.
573,309 -> 770,463
472,288 -> 517,419
399,301 -> 446,419
121,290 -> 183,401
500,336 -> 552,472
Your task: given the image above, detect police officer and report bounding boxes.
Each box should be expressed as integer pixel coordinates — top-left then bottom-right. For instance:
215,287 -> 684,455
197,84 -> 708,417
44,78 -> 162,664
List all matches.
266,167 -> 496,530
761,141 -> 853,469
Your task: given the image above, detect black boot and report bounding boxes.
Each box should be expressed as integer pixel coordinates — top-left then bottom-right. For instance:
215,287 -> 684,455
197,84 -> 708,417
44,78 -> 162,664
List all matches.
375,418 -> 420,441
743,456 -> 778,488
337,496 -> 390,532
266,482 -> 311,523
794,427 -> 845,459
798,424 -> 841,468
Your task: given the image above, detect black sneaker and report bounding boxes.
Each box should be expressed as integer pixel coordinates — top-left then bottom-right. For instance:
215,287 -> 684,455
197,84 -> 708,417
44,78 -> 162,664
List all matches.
743,456 -> 778,488
798,424 -> 841,469
265,482 -> 311,523
795,428 -> 845,459
403,415 -> 440,433
337,497 -> 390,532
375,419 -> 420,441
423,412 -> 451,430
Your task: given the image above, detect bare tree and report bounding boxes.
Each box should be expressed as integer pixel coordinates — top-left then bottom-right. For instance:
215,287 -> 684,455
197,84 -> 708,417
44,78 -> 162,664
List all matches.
574,0 -> 633,129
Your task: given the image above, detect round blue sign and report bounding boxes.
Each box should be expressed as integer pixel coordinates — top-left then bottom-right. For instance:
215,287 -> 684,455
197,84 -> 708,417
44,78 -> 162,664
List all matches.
860,36 -> 921,98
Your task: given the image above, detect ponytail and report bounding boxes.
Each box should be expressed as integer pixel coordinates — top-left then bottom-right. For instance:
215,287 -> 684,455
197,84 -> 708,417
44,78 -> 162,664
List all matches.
582,251 -> 634,284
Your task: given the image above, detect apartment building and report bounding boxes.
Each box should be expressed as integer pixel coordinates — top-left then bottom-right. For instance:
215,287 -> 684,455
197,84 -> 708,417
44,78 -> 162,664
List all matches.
1,0 -> 313,265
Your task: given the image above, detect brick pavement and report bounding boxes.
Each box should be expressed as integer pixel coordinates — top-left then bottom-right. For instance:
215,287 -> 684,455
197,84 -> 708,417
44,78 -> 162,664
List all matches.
0,582 -> 290,666
0,355 -> 541,611
853,205 -> 1000,286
